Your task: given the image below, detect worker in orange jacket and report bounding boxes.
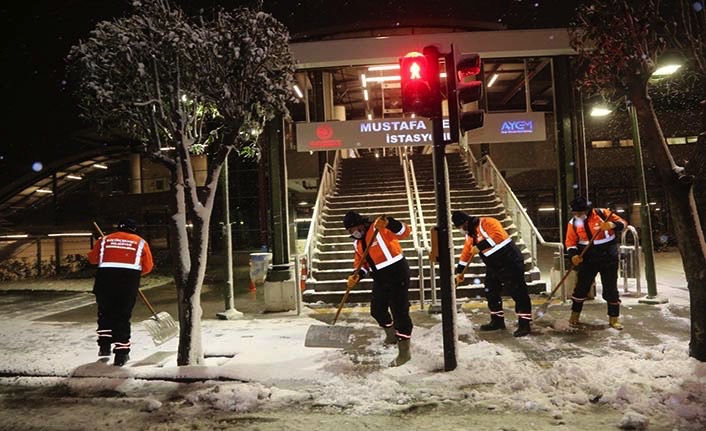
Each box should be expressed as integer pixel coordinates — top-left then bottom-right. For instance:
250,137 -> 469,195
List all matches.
88,219 -> 153,366
565,196 -> 627,329
452,211 -> 532,337
343,211 -> 413,367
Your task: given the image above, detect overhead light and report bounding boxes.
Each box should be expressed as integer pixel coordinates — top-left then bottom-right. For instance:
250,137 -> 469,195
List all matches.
159,147 -> 175,151
368,64 -> 399,71
93,163 -> 108,169
66,175 -> 82,180
297,201 -> 309,206
487,73 -> 499,87
361,74 -> 367,88
293,84 -> 304,98
48,232 -> 93,237
0,234 -> 29,239
652,64 -> 681,77
364,76 -> 401,83
363,89 -> 369,101
367,113 -> 373,120
590,107 -> 612,117
538,207 -> 556,212
36,189 -> 53,194
439,72 -> 447,78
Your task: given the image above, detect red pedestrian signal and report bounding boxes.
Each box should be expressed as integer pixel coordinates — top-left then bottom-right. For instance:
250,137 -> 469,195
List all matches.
399,50 -> 440,118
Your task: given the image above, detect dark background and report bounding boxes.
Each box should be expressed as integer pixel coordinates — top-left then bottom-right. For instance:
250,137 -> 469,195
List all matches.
0,0 -> 577,185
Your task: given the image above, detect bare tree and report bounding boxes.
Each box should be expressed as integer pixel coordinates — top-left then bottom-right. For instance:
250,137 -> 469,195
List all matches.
67,0 -> 296,365
570,0 -> 706,361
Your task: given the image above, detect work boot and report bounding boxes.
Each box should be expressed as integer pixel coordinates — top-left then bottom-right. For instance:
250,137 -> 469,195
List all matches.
383,326 -> 398,345
479,314 -> 506,331
609,316 -> 624,330
389,339 -> 411,367
513,320 -> 531,337
569,311 -> 581,328
98,345 -> 111,357
113,352 -> 130,367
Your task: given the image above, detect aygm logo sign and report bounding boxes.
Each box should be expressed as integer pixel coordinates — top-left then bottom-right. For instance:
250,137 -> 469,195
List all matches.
500,120 -> 534,134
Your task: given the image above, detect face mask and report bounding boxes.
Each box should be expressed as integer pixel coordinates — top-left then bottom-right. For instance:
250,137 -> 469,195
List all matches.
352,230 -> 363,239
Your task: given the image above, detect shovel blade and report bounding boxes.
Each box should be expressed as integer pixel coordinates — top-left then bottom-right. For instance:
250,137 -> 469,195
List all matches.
304,324 -> 354,348
142,311 -> 179,346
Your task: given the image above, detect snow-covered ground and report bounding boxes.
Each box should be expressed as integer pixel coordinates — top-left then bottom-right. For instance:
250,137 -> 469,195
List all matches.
0,259 -> 704,430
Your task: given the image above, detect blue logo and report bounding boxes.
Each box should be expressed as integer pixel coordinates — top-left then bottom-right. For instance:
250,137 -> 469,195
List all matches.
500,120 -> 534,134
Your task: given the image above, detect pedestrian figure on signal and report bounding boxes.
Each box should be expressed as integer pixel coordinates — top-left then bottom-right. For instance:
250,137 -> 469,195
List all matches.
565,197 -> 627,330
88,219 -> 153,366
452,211 -> 532,337
342,211 -> 413,367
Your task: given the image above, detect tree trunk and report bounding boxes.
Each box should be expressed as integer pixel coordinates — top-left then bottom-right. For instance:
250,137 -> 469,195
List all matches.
629,83 -> 706,362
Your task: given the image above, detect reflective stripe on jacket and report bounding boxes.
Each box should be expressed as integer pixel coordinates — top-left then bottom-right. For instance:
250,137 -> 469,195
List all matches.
459,217 -> 511,266
88,232 -> 154,275
353,218 -> 410,273
564,208 -> 626,253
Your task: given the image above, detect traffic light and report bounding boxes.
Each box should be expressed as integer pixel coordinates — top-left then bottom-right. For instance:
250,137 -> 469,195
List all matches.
446,50 -> 484,143
399,49 -> 441,118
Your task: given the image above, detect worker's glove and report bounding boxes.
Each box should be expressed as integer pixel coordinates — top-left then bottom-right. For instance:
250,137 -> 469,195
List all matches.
599,221 -> 615,231
347,274 -> 360,288
374,216 -> 388,231
470,246 -> 480,256
454,273 -> 465,285
571,255 -> 583,266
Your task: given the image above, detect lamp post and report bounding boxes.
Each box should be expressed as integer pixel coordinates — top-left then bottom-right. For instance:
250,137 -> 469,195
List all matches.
626,100 -> 668,304
217,155 -> 243,319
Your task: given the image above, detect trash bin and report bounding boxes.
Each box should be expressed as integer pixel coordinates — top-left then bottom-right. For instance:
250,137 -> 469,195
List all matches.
249,252 -> 272,285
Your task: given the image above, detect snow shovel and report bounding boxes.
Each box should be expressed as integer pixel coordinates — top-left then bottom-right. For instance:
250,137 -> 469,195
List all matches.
93,222 -> 179,346
305,225 -> 380,348
534,210 -> 614,319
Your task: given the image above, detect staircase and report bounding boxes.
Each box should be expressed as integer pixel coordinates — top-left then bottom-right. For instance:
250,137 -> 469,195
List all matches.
302,151 -> 546,304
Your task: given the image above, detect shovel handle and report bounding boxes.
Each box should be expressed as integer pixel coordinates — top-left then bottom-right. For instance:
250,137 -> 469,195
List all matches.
93,221 -> 158,320
333,226 -> 380,325
453,251 -> 475,288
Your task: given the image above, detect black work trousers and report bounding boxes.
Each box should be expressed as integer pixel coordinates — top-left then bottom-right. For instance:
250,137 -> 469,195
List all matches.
93,268 -> 141,353
482,243 -> 532,319
370,258 -> 413,339
571,258 -> 621,316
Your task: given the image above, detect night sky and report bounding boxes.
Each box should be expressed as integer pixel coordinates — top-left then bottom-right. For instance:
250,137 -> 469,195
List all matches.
0,0 -> 577,185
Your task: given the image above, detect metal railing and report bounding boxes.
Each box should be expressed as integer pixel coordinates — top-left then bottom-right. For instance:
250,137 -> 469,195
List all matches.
459,148 -> 565,295
400,151 -> 427,308
620,225 -> 642,296
408,157 -> 438,307
302,150 -> 341,282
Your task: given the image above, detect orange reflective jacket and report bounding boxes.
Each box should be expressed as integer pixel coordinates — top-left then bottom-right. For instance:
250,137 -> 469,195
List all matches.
459,216 -> 511,265
565,208 -> 626,252
353,220 -> 410,273
88,232 -> 154,275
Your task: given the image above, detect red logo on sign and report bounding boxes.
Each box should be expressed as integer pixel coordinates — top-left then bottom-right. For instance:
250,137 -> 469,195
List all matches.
316,124 -> 334,140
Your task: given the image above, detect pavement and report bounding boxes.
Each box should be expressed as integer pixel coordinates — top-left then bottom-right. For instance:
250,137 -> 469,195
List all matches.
0,248 -> 691,372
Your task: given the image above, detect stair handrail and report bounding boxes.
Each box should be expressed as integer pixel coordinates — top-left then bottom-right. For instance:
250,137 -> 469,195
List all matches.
408,157 -> 438,306
303,150 -> 341,281
459,148 -> 565,278
401,151 -> 427,307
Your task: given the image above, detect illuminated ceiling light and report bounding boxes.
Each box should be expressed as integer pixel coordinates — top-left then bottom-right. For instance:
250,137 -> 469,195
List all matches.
411,114 -> 416,118
487,73 -> 499,87
361,73 -> 367,88
363,89 -> 369,101
368,64 -> 399,71
439,72 -> 447,78
93,163 -> 108,169
652,64 -> 681,76
181,94 -> 188,102
538,207 -> 556,212
375,152 -> 380,158
66,175 -> 82,180
364,76 -> 401,83
297,201 -> 308,206
0,234 -> 29,239
367,113 -> 373,120
293,84 -> 304,98
590,107 -> 612,117
159,147 -> 175,151
48,232 -> 93,237
36,189 -> 53,194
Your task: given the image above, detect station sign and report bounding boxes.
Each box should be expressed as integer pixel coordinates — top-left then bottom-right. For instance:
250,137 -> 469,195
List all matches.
295,112 -> 546,152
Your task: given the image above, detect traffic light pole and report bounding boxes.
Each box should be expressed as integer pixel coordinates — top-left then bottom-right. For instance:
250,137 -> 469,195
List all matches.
432,116 -> 458,372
